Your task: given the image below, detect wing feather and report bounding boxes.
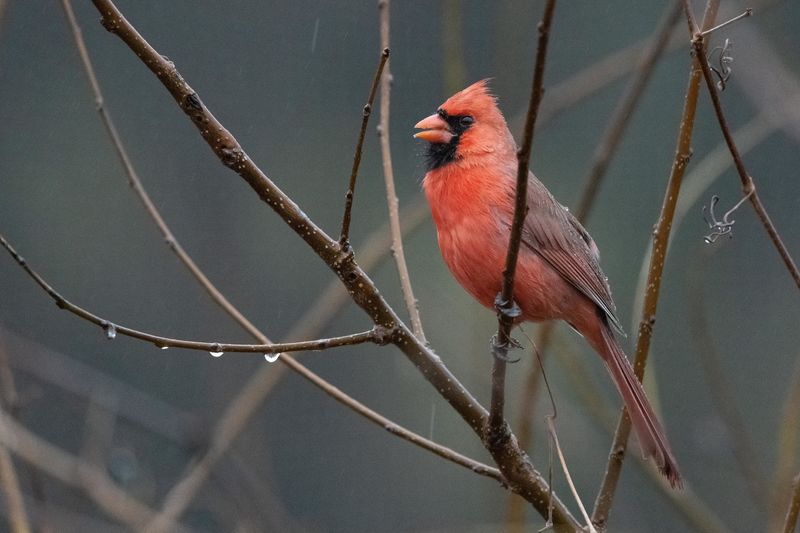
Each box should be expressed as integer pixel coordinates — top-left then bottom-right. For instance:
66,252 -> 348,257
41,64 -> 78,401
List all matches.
520,173 -> 623,333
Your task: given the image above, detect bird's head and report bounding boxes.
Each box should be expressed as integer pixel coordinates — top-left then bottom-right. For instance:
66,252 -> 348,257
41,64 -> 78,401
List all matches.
414,79 -> 513,170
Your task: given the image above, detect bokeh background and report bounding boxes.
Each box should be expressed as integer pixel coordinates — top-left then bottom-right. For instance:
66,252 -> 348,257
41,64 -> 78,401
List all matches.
1,1 -> 799,531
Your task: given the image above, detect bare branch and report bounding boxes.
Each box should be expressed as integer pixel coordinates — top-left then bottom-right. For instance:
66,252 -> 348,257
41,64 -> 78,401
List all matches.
591,2 -> 722,528
490,0 -> 557,437
377,0 -> 426,343
339,48 -> 390,249
0,238 -> 386,355
684,3 -> 800,290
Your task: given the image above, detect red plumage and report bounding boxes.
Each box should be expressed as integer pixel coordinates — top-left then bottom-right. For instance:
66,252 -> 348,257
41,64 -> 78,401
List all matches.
415,80 -> 682,488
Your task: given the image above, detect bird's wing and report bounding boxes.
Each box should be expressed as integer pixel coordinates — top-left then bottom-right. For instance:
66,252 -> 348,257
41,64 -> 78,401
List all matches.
519,173 -> 624,333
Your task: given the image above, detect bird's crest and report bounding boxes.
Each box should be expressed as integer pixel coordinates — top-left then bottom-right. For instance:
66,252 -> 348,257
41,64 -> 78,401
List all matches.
440,79 -> 499,118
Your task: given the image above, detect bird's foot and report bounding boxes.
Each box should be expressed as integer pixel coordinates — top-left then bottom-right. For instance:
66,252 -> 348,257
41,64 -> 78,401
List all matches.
490,334 -> 522,363
494,294 -> 522,322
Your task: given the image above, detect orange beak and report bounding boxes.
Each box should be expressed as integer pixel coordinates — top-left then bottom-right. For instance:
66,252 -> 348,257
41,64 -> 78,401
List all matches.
414,114 -> 454,144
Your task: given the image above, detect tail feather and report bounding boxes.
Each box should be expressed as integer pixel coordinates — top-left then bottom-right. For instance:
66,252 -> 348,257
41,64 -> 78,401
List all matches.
599,326 -> 683,488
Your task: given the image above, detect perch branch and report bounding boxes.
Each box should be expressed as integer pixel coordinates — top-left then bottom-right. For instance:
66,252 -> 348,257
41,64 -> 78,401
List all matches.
377,0 -> 427,343
85,1 -> 580,527
591,1 -> 721,528
490,0 -> 557,436
339,48 -> 390,249
684,3 -> 800,290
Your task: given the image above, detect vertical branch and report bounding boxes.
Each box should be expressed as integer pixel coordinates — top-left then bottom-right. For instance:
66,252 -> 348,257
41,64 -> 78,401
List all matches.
685,5 -> 800,290
490,0 -> 557,434
338,49 -> 390,249
376,0 -> 427,343
591,1 -> 720,528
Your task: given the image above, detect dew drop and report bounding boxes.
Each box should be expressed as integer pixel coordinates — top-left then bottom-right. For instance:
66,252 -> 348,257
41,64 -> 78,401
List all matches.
160,346 -> 169,350
104,323 -> 117,340
210,351 -> 223,358
264,353 -> 280,363
209,343 -> 223,357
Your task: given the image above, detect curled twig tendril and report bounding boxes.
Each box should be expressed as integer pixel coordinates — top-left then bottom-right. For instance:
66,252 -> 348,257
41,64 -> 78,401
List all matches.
702,190 -> 753,243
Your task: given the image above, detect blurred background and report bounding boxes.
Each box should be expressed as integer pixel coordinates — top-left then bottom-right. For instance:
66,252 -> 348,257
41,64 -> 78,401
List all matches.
1,1 -> 799,531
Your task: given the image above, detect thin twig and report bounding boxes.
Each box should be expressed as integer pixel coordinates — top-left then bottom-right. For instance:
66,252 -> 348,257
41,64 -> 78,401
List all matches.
591,2 -> 721,528
377,0 -> 426,343
782,474 -> 800,533
685,4 -> 800,290
700,8 -> 752,37
0,242 -> 385,356
339,48 -> 390,249
0,408 -> 189,532
86,2 -> 580,527
490,0 -> 557,436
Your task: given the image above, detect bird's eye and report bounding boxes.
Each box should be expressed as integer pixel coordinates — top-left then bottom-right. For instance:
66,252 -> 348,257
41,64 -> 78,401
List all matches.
460,116 -> 475,126
437,109 -> 447,119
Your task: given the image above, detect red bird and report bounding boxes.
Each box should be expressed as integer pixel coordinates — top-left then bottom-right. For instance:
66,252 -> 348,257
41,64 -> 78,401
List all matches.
414,80 -> 681,487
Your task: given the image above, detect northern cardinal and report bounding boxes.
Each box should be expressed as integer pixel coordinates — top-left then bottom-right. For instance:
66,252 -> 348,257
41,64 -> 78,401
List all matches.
414,80 -> 681,487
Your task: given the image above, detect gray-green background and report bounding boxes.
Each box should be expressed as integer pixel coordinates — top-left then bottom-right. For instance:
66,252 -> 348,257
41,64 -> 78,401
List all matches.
1,1 -> 798,531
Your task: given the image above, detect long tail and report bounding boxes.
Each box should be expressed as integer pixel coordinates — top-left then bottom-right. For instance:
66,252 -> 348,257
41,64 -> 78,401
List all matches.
599,325 -> 682,488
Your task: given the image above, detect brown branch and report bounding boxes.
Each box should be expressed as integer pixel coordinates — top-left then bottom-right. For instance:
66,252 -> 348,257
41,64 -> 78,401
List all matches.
782,474 -> 800,533
83,1 -> 579,527
0,408 -> 189,532
684,4 -> 800,290
339,48 -> 390,249
490,0 -> 557,437
591,2 -> 721,528
377,0 -> 426,343
0,241 -> 384,356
